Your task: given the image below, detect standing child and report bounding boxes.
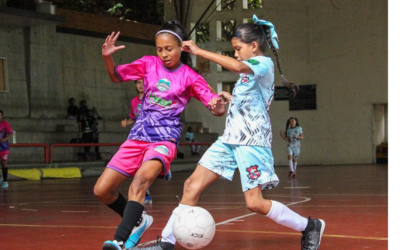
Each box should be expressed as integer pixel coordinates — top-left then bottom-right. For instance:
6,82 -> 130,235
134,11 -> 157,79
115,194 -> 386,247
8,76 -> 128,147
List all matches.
95,19 -> 226,250
132,15 -> 324,250
121,79 -> 152,204
185,126 -> 200,156
280,117 -> 303,178
0,110 -> 14,189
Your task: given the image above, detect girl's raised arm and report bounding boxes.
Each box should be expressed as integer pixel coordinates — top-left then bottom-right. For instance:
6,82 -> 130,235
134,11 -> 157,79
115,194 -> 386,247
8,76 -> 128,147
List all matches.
182,40 -> 253,74
102,31 -> 126,83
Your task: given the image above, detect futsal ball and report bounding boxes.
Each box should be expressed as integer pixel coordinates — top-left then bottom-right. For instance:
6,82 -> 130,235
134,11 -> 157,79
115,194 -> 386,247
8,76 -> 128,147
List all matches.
173,206 -> 216,249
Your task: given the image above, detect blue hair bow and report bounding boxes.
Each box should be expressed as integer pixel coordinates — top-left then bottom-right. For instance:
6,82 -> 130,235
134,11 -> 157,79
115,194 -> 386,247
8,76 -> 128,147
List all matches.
253,14 -> 279,49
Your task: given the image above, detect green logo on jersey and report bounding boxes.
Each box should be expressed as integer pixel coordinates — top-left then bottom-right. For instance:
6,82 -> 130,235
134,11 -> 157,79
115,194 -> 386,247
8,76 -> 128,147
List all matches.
246,59 -> 260,65
147,91 -> 177,109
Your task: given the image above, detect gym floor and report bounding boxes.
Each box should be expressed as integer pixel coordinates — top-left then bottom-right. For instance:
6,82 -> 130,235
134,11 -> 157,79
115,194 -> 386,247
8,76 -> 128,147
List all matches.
0,164 -> 388,250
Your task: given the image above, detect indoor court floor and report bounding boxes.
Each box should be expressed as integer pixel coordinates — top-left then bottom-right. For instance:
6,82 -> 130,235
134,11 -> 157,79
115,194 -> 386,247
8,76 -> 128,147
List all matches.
0,164 -> 388,249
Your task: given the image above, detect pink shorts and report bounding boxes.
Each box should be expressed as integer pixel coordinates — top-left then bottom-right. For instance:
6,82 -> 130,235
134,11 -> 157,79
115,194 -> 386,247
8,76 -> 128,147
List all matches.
107,140 -> 177,178
0,150 -> 9,161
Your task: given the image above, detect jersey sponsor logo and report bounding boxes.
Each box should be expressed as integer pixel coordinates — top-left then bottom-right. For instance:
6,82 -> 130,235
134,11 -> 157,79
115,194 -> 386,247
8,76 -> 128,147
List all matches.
156,79 -> 171,92
241,74 -> 249,84
137,104 -> 142,110
154,145 -> 169,156
246,165 -> 261,180
246,59 -> 260,65
147,91 -> 177,109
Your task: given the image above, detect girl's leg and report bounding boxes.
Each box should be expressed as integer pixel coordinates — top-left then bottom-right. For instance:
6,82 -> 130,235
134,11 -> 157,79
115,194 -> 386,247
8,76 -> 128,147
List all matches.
94,168 -> 128,217
244,186 -> 308,231
288,155 -> 294,176
1,159 -> 8,188
293,159 -> 297,172
113,160 -> 163,245
161,165 -> 220,245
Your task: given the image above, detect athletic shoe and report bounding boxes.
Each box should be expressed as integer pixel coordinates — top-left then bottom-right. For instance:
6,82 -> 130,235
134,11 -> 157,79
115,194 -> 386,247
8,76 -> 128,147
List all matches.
127,238 -> 175,250
145,194 -> 152,204
301,217 -> 325,250
102,240 -> 123,250
288,171 -> 293,177
165,170 -> 172,181
292,172 -> 296,178
125,211 -> 154,249
2,181 -> 8,189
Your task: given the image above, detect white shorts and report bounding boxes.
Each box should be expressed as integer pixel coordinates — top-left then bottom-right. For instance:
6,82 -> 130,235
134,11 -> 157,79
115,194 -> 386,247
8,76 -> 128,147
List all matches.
199,138 -> 279,192
287,146 -> 301,160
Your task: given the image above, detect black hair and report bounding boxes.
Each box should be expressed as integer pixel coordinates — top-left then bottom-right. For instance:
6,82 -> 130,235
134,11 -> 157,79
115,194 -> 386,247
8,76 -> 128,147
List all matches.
232,23 -> 299,96
285,117 -> 299,134
69,98 -> 75,102
0,110 -> 3,116
157,20 -> 192,68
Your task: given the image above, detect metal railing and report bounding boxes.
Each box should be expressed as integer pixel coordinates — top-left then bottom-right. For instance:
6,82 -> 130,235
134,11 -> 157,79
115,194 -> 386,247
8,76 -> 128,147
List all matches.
9,143 -> 49,163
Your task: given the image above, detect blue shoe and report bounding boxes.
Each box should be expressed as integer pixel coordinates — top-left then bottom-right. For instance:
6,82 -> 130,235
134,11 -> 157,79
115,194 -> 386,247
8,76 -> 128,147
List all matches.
145,195 -> 152,204
165,170 -> 172,181
125,211 -> 154,249
102,240 -> 123,250
2,181 -> 8,189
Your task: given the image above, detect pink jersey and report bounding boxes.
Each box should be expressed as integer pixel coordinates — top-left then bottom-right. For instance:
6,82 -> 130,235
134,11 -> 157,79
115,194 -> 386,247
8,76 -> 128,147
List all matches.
115,56 -> 218,145
129,96 -> 142,120
0,120 -> 13,151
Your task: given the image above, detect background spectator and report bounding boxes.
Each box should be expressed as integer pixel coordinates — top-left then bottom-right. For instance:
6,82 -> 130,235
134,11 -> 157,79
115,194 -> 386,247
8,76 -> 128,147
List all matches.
66,98 -> 79,119
186,126 -> 200,156
0,110 -> 14,189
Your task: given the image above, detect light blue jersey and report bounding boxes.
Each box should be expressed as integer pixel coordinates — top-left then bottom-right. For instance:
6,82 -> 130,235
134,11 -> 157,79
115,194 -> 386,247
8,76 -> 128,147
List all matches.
286,126 -> 303,148
220,56 -> 274,147
200,56 -> 279,192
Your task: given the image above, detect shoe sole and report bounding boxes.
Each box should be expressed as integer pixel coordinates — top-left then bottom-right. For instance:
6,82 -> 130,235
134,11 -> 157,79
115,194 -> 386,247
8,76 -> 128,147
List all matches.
102,241 -> 121,250
125,217 -> 154,249
317,219 -> 326,250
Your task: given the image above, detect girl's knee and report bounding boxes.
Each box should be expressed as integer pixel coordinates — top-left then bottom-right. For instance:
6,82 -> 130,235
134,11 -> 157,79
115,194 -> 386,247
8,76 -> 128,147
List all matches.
183,177 -> 201,196
287,155 -> 292,160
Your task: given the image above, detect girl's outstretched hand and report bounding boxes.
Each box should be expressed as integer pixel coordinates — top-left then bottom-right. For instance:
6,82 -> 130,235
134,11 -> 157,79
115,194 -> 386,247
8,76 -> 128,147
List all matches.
218,91 -> 232,104
102,31 -> 126,56
181,40 -> 201,55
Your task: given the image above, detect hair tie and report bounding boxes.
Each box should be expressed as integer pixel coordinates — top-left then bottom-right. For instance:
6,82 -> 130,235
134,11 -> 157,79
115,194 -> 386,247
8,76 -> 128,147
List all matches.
252,14 -> 279,49
155,30 -> 183,42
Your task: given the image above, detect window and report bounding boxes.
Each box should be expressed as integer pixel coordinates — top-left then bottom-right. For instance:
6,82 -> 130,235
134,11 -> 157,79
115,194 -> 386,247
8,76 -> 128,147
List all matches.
216,0 -> 236,11
216,20 -> 236,42
191,23 -> 210,43
217,51 -> 235,72
243,0 -> 262,9
0,58 -> 9,92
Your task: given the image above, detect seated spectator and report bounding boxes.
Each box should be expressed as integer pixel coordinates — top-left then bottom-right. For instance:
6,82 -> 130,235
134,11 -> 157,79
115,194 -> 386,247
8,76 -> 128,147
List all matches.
186,126 -> 200,156
66,98 -> 79,119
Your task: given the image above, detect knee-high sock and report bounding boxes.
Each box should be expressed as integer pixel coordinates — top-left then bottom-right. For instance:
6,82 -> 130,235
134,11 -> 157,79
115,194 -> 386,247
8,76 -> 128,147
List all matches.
266,200 -> 308,232
114,201 -> 144,242
2,167 -> 8,182
288,160 -> 294,172
161,203 -> 192,244
293,162 -> 297,172
106,192 -> 127,217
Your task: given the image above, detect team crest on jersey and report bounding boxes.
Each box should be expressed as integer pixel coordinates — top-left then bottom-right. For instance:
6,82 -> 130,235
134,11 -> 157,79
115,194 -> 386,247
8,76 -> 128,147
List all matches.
241,74 -> 249,84
156,79 -> 171,92
154,145 -> 169,156
246,165 -> 261,180
246,59 -> 260,65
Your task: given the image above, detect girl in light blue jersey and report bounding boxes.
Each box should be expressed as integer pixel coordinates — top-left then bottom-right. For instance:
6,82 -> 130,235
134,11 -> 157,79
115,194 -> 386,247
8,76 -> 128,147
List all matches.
280,117 -> 303,178
132,15 -> 325,250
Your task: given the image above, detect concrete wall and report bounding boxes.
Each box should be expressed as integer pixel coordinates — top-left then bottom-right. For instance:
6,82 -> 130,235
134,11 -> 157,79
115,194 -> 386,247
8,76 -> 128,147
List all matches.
178,0 -> 388,165
0,9 -> 158,120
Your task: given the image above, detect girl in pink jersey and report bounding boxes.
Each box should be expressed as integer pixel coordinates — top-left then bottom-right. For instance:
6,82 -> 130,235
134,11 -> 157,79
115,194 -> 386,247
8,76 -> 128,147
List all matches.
121,79 -> 144,128
0,110 -> 13,189
96,20 -> 226,250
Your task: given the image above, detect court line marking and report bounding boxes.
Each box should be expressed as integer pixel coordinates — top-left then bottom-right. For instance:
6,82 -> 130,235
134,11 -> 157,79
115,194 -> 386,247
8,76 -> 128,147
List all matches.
61,211 -> 89,213
0,224 -> 387,241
